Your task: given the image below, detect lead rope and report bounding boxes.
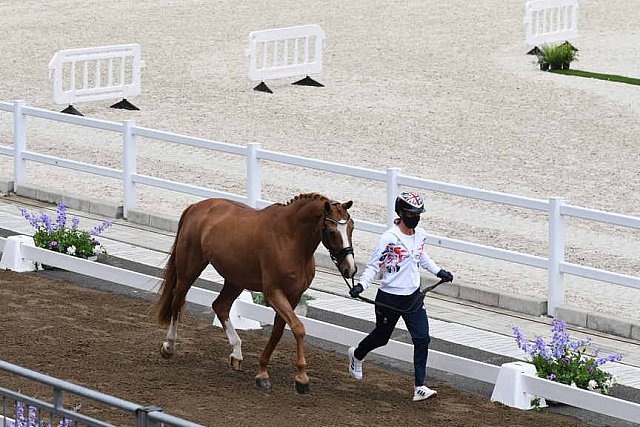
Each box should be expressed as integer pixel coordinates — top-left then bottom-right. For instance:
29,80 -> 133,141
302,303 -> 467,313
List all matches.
328,254 -> 450,314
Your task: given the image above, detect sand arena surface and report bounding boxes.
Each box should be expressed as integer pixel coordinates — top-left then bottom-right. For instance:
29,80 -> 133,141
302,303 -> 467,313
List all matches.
0,270 -> 588,426
0,0 -> 638,319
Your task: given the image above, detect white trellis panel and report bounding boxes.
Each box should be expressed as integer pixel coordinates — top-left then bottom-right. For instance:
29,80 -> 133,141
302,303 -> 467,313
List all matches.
48,44 -> 142,105
525,0 -> 579,46
247,24 -> 325,82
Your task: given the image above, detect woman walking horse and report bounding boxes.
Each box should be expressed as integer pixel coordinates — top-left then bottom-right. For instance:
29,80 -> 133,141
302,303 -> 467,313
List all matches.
155,193 -> 357,393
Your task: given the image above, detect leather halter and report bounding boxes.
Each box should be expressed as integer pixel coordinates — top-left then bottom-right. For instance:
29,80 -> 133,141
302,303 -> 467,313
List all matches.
322,203 -> 354,266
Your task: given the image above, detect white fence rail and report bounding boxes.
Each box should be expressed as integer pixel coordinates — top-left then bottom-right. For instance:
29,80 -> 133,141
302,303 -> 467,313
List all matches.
1,237 -> 639,423
247,25 -> 325,82
525,0 -> 579,46
48,44 -> 142,105
0,100 -> 639,316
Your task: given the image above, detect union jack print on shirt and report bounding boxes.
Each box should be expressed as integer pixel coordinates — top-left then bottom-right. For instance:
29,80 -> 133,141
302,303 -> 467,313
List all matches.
378,243 -> 409,273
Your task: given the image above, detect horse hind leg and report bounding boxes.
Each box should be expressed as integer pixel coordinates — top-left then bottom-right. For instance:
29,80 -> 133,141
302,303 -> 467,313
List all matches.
160,256 -> 207,358
160,316 -> 179,358
212,283 -> 244,370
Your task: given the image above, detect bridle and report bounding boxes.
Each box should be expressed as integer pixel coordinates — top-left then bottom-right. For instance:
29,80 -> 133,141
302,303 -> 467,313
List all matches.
322,213 -> 355,267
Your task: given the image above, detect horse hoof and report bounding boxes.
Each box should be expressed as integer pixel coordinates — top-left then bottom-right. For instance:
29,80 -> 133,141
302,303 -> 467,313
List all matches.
255,377 -> 272,390
229,356 -> 242,371
295,381 -> 310,394
159,344 -> 173,359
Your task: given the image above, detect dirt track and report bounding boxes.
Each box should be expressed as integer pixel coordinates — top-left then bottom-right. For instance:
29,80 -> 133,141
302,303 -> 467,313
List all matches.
0,270 -> 587,426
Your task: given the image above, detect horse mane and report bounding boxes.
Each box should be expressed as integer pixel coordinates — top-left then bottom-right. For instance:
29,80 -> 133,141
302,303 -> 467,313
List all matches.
284,193 -> 330,206
266,193 -> 330,209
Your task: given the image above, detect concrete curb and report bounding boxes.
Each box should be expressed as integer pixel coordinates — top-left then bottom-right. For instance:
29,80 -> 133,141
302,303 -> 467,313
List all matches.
14,185 -> 123,218
555,305 -> 640,340
0,181 -> 14,195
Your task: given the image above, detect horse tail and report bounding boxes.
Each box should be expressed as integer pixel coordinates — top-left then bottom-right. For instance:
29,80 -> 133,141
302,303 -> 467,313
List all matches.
156,205 -> 192,325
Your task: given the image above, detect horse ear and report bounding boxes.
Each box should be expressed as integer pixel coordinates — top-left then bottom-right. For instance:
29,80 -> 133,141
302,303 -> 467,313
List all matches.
342,201 -> 353,210
324,201 -> 331,213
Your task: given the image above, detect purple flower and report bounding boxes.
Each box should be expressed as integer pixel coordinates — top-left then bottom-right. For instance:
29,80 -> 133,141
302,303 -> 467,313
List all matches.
90,220 -> 112,236
512,326 -> 531,353
20,208 -> 40,228
550,319 -> 572,358
55,202 -> 68,228
513,318 -> 624,394
71,216 -> 80,230
49,241 -> 58,248
13,401 -> 74,427
533,336 -> 552,360
40,213 -> 54,233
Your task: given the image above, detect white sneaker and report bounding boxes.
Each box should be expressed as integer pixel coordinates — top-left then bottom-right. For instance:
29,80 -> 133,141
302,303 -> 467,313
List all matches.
413,385 -> 437,401
348,347 -> 363,380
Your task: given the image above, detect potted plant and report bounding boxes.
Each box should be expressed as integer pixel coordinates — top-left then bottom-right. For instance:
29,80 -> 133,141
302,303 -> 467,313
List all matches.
19,202 -> 112,266
536,43 -> 577,71
512,319 -> 622,396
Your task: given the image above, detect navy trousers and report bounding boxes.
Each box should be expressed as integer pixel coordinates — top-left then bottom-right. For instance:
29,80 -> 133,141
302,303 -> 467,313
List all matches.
354,289 -> 431,387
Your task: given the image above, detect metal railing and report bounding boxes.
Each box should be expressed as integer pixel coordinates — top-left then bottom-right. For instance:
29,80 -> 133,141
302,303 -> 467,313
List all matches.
0,360 -> 203,427
0,100 -> 638,315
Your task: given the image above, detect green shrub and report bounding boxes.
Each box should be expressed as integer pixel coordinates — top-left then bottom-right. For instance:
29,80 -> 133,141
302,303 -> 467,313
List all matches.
537,43 -> 577,70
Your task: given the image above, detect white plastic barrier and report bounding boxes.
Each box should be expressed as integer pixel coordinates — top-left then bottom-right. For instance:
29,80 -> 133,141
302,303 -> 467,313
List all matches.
247,24 -> 325,83
491,362 -> 547,409
48,44 -> 142,106
525,0 -> 578,46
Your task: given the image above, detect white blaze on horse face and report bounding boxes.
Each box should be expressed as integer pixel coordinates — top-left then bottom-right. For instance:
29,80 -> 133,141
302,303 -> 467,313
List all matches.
337,221 -> 357,277
224,319 -> 243,361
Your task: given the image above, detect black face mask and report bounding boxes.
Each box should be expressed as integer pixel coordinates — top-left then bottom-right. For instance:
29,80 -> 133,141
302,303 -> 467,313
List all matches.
401,215 -> 420,229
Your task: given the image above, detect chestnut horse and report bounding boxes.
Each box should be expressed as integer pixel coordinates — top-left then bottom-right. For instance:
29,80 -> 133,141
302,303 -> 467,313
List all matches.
155,193 -> 357,393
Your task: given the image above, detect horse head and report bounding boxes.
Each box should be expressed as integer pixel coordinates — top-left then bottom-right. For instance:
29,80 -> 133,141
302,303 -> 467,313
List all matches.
322,200 -> 357,279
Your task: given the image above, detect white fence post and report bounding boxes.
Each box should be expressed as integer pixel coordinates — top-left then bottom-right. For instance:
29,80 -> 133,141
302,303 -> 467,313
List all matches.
122,120 -> 137,219
246,143 -> 262,208
13,100 -> 27,191
386,167 -> 400,228
548,197 -> 565,315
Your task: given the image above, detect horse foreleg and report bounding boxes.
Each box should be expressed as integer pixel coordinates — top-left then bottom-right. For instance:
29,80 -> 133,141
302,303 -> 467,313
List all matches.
267,292 -> 309,394
160,316 -> 179,358
222,319 -> 243,370
212,283 -> 244,370
256,314 -> 286,390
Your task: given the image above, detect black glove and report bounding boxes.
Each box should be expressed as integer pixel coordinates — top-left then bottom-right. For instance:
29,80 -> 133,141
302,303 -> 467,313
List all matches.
349,283 -> 364,298
436,269 -> 454,282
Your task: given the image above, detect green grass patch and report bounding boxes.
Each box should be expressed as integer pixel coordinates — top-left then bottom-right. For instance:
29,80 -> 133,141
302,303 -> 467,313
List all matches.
549,69 -> 640,86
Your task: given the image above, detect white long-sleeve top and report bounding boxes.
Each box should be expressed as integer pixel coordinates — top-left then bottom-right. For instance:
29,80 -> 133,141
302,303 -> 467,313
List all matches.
358,225 -> 440,295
